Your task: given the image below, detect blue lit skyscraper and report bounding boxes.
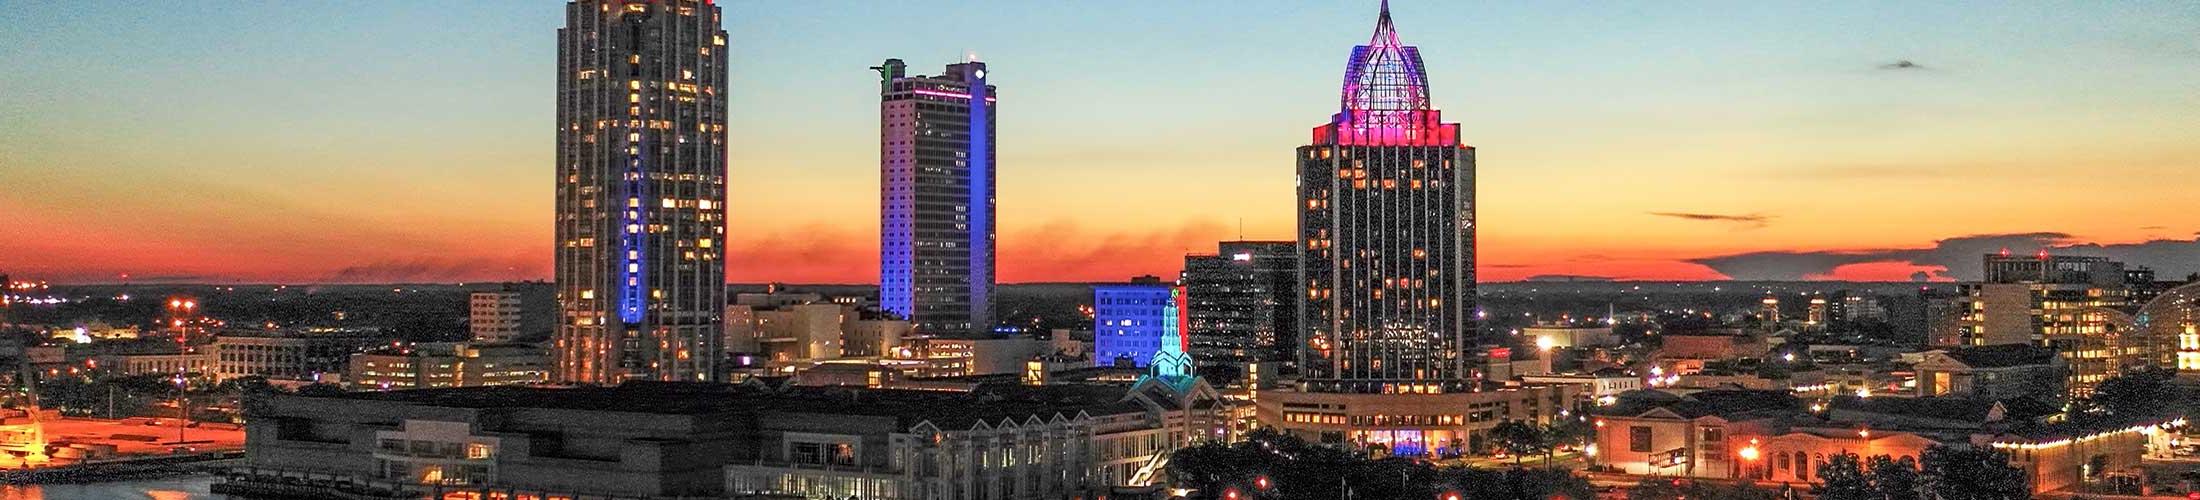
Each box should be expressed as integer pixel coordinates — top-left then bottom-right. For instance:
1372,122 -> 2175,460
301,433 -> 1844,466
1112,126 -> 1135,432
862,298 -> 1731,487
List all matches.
876,58 -> 996,336
553,0 -> 727,384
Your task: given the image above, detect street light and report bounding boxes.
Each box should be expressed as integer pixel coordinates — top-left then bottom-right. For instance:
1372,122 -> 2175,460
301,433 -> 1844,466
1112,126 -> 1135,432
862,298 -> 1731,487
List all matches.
1739,438 -> 1762,481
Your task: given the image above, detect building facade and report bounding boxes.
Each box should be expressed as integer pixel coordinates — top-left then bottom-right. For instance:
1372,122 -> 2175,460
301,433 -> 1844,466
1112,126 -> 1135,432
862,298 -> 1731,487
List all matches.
468,291 -> 523,343
1296,0 -> 1475,395
213,331 -> 386,383
1258,383 -> 1580,457
1910,343 -> 2065,400
1182,241 -> 1297,365
2137,282 -> 2200,375
229,381 -> 1221,500
722,292 -> 912,368
877,58 -> 996,337
94,351 -> 216,378
1960,253 -> 2135,396
348,343 -> 552,391
553,0 -> 729,384
1094,277 -> 1175,368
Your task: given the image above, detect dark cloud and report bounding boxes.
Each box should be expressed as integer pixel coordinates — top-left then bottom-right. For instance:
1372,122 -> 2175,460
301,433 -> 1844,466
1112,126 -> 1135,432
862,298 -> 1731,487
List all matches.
1688,232 -> 2200,281
1880,60 -> 1925,70
126,275 -> 211,283
1649,212 -> 1772,229
319,259 -> 521,284
1524,275 -> 1615,282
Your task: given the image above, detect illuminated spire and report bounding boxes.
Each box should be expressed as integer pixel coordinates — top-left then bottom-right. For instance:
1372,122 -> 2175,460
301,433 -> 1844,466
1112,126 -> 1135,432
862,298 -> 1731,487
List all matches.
1318,1 -> 1457,146
1342,0 -> 1428,114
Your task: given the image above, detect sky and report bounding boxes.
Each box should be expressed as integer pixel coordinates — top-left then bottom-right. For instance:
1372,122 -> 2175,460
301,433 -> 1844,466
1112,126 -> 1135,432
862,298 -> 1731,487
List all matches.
2,1 -> 2197,285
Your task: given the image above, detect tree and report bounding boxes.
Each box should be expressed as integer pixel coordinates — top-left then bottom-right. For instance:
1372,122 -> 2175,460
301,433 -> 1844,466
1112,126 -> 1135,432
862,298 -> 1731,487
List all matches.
1867,455 -> 1921,500
2086,368 -> 2178,419
1489,420 -> 1548,467
1628,477 -> 1686,500
1544,414 -> 1594,467
295,383 -> 347,397
1693,480 -> 1778,500
1814,454 -> 1872,500
1918,446 -> 2028,500
1166,428 -> 1590,500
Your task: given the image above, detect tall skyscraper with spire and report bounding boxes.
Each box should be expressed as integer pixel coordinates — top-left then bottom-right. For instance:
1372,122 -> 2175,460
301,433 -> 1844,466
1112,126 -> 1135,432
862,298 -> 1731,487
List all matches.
876,58 -> 997,336
553,0 -> 728,384
1297,1 -> 1476,394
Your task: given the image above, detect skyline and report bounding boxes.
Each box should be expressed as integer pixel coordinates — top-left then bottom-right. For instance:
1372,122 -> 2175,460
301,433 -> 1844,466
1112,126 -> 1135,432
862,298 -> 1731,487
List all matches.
4,1 -> 2200,285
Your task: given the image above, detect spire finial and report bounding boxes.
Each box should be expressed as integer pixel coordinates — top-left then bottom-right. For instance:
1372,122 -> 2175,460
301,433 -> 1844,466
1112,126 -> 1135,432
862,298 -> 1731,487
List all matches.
1371,0 -> 1399,46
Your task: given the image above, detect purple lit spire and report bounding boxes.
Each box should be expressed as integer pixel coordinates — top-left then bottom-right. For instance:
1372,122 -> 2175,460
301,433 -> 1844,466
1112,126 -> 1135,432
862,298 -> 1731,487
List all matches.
1342,0 -> 1430,114
1317,0 -> 1458,146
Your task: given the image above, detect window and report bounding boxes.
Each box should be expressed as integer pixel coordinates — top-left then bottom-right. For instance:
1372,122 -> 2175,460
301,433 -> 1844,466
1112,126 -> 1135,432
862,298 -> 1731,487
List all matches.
1629,426 -> 1653,453
790,442 -> 824,465
466,442 -> 492,460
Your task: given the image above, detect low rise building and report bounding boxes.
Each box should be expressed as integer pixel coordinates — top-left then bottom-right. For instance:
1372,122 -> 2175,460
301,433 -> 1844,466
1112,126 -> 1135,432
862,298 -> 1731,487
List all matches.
1257,382 -> 1582,458
1521,367 -> 1643,405
725,293 -> 910,366
898,336 -> 1059,378
347,343 -> 550,391
1523,324 -> 1615,349
1589,389 -> 2170,495
213,330 -> 387,383
467,291 -> 523,343
1911,343 -> 2066,400
229,378 -> 1223,500
93,351 -> 216,378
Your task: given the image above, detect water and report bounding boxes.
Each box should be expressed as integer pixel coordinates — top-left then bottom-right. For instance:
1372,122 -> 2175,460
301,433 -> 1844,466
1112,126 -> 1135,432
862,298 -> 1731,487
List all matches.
0,475 -> 224,500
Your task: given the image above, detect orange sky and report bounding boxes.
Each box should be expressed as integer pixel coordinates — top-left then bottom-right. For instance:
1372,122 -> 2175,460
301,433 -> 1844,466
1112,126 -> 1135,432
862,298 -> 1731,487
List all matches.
3,2 -> 2196,285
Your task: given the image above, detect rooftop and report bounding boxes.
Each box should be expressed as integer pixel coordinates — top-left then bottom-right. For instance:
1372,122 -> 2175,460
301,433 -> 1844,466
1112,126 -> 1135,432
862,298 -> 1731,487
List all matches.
311,380 -> 1155,430
1943,343 -> 2060,368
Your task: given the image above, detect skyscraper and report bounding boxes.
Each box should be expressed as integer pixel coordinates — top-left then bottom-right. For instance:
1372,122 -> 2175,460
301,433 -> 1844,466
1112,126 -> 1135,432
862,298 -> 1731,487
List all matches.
553,0 -> 727,383
1183,241 -> 1297,365
876,58 -> 996,336
1296,1 -> 1476,394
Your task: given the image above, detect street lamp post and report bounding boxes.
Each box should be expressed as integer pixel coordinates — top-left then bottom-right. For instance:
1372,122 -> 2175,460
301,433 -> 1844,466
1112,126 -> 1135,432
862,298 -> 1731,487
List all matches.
1738,438 -> 1762,484
172,373 -> 187,447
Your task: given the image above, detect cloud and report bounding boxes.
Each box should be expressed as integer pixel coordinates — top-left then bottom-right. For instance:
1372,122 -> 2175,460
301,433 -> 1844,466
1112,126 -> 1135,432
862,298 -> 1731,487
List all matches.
1649,212 -> 1771,229
318,258 -> 529,284
725,223 -> 874,284
720,219 -> 1238,284
997,219 -> 1233,283
125,275 -> 211,284
1523,275 -> 1615,282
1879,60 -> 1925,70
1688,232 -> 2200,281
